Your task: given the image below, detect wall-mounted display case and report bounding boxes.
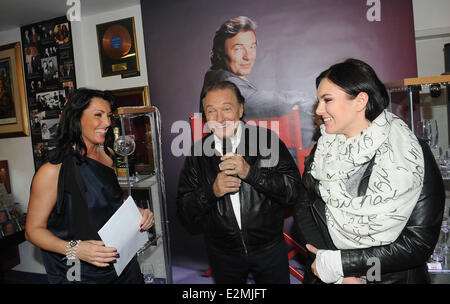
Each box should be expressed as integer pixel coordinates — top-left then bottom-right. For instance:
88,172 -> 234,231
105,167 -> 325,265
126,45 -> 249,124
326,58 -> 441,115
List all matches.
386,75 -> 450,282
115,106 -> 172,284
386,75 -> 449,178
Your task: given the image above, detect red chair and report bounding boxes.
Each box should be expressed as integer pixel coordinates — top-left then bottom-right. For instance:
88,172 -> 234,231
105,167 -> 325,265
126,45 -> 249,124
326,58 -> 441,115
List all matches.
189,106 -> 310,282
190,106 -> 312,175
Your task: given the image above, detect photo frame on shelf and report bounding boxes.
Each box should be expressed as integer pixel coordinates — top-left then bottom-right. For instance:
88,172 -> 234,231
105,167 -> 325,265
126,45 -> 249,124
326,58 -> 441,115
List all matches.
0,209 -> 8,224
0,160 -> 11,193
96,17 -> 140,78
112,86 -> 154,176
1,219 -> 20,237
0,42 -> 29,138
112,85 -> 150,107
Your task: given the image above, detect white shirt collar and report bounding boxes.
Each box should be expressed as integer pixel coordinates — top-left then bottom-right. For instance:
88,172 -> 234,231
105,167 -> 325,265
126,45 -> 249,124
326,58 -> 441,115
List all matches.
214,120 -> 243,155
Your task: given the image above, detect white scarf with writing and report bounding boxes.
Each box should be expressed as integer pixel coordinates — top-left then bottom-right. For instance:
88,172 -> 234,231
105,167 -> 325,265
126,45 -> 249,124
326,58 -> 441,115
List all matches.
311,110 -> 424,249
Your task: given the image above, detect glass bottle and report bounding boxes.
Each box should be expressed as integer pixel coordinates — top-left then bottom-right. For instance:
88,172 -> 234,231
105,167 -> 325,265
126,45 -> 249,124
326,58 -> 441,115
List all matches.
113,127 -> 128,180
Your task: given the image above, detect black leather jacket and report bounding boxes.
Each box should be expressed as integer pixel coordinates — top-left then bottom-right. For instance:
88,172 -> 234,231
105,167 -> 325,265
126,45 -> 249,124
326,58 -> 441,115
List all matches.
176,123 -> 302,256
294,139 -> 445,284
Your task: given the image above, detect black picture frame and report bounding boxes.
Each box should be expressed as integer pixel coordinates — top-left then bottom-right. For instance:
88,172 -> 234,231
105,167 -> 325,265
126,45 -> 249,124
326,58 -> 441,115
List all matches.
20,16 -> 77,171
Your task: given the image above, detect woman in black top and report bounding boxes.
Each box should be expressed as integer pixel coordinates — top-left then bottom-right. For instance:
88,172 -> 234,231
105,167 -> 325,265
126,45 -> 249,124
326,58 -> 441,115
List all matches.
26,88 -> 154,283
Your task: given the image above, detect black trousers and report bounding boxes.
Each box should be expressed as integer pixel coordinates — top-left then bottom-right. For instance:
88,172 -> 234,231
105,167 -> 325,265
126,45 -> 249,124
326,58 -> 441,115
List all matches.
207,238 -> 290,284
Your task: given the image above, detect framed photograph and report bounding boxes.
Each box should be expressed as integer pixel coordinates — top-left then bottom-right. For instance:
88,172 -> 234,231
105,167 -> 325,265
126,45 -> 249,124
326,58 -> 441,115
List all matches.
0,160 -> 11,193
111,85 -> 150,107
0,42 -> 29,138
1,219 -> 20,237
0,209 -> 8,224
96,17 -> 140,77
112,86 -> 153,176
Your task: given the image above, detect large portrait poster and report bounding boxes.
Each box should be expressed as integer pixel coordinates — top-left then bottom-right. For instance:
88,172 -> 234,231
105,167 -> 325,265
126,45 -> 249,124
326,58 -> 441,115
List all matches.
20,16 -> 77,170
141,0 -> 418,269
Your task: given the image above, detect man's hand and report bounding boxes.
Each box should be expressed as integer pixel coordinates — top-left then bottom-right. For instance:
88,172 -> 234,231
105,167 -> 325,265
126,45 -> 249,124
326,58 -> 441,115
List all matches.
219,153 -> 250,179
213,171 -> 241,197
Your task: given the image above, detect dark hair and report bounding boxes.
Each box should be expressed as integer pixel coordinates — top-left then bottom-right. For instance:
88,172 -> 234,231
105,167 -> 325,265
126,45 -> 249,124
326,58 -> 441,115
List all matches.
210,16 -> 257,70
49,88 -> 117,163
315,58 -> 389,121
200,81 -> 245,116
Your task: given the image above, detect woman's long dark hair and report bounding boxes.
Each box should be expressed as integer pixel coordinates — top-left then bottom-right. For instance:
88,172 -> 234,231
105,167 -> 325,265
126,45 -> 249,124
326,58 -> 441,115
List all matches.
49,88 -> 117,164
305,59 -> 389,194
315,58 -> 389,122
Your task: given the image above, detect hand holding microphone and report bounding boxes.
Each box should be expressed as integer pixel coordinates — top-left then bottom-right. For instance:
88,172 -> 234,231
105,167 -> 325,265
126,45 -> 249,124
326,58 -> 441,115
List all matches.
219,137 -> 250,179
212,137 -> 249,197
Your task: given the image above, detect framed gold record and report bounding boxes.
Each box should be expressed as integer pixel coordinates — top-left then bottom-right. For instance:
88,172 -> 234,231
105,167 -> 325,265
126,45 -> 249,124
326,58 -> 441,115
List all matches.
96,17 -> 140,77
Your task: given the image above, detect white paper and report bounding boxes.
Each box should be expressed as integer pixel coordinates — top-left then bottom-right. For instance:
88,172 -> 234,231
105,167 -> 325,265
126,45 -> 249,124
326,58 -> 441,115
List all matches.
98,196 -> 148,276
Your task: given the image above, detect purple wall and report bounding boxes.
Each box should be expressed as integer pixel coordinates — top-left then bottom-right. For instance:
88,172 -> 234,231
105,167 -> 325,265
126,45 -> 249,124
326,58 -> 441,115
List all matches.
140,0 -> 417,263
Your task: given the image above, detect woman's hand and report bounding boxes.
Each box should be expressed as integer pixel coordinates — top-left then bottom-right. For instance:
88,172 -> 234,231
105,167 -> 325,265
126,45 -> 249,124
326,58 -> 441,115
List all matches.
138,208 -> 155,231
76,240 -> 118,267
306,244 -> 320,277
306,244 -> 364,284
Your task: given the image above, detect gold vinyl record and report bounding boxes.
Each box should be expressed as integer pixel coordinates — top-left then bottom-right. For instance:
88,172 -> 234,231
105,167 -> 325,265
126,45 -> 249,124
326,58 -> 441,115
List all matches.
102,25 -> 132,59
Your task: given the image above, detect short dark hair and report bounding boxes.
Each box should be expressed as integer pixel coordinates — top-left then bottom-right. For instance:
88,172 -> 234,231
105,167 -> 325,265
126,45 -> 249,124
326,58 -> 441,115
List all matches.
200,81 -> 245,115
49,88 -> 117,163
210,16 -> 257,70
315,58 -> 389,121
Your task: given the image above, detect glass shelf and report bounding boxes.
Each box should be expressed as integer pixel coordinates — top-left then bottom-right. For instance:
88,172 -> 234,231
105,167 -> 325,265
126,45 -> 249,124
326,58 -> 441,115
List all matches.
118,173 -> 156,188
115,106 -> 172,284
137,233 -> 161,256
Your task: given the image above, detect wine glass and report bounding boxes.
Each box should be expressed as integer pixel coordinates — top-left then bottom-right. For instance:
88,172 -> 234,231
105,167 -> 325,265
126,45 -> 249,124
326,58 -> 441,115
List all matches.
429,120 -> 441,162
431,119 -> 439,148
415,120 -> 432,144
415,120 -> 441,161
142,264 -> 155,284
442,218 -> 449,251
114,135 -> 136,156
441,218 -> 449,268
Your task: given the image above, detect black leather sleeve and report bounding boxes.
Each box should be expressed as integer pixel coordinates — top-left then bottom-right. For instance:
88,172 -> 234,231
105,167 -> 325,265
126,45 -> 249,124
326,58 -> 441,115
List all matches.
340,140 -> 446,277
293,145 -> 335,271
243,134 -> 303,207
175,152 -> 217,235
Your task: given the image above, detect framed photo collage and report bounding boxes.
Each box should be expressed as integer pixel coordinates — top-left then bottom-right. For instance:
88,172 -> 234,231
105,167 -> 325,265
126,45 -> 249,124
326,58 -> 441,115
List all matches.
20,16 -> 77,170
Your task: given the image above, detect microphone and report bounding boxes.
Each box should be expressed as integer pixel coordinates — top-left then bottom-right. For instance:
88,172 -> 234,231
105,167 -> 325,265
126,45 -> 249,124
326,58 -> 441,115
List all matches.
222,137 -> 233,156
221,137 -> 238,191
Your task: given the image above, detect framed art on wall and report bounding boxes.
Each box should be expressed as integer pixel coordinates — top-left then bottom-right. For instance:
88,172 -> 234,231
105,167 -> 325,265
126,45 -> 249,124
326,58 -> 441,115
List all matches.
0,160 -> 11,194
0,42 -> 29,138
21,16 -> 77,170
96,17 -> 140,77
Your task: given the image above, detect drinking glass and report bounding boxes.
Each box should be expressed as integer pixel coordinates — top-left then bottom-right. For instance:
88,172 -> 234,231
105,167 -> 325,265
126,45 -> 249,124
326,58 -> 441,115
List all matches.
416,120 -> 441,161
430,120 -> 441,160
114,135 -> 136,156
442,218 -> 449,251
441,218 -> 449,268
142,264 -> 155,284
441,148 -> 450,178
415,120 -> 432,144
432,244 -> 444,263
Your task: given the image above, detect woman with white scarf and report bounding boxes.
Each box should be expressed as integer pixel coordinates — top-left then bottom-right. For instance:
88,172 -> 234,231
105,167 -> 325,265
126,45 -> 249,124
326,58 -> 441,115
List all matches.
294,59 -> 445,284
